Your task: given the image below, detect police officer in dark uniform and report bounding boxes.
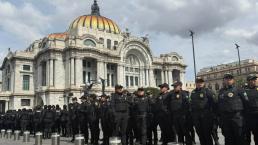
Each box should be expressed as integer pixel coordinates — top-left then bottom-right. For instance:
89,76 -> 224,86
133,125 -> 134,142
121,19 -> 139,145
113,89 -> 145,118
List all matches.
69,97 -> 80,142
54,105 -> 62,134
110,85 -> 132,145
133,88 -> 149,145
42,105 -> 55,139
218,73 -> 248,145
100,94 -> 113,145
78,96 -> 89,143
190,77 -> 216,145
156,83 -> 173,145
244,74 -> 258,145
88,94 -> 100,145
33,106 -> 42,135
20,108 -> 30,133
168,81 -> 192,145
60,105 -> 69,137
0,114 -> 4,130
146,90 -> 158,145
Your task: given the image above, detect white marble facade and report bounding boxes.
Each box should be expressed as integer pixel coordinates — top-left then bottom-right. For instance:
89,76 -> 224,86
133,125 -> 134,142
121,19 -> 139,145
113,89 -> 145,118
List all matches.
0,1 -> 186,111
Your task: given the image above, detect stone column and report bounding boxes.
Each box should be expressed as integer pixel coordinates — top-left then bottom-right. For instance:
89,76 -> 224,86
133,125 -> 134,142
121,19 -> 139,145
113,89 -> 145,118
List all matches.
117,64 -> 124,86
145,69 -> 149,87
75,58 -> 83,87
180,71 -> 186,89
149,69 -> 155,87
46,60 -> 50,87
49,59 -> 54,87
38,64 -> 41,89
168,70 -> 172,85
161,70 -> 164,84
70,58 -> 75,86
5,100 -> 9,112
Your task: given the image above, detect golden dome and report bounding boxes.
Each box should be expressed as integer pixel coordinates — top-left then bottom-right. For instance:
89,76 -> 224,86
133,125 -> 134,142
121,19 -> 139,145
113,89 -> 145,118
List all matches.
69,15 -> 120,34
69,0 -> 120,34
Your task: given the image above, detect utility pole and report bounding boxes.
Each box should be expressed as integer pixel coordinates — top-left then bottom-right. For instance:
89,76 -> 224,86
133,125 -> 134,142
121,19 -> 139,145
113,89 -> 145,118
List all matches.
235,43 -> 241,75
190,30 -> 197,80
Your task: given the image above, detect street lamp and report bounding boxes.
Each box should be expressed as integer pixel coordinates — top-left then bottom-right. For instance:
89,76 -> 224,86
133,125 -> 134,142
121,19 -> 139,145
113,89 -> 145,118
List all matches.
235,43 -> 241,75
190,30 -> 197,80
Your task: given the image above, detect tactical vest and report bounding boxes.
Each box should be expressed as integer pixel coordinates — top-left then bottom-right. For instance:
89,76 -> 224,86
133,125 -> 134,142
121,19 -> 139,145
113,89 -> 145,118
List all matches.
191,88 -> 209,111
134,97 -> 148,115
245,87 -> 258,111
114,94 -> 128,112
218,87 -> 244,113
169,92 -> 183,112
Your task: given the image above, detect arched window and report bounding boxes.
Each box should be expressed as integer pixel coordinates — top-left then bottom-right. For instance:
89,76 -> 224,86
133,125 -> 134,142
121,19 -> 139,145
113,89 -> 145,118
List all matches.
172,56 -> 179,61
107,39 -> 111,49
84,39 -> 96,47
125,55 -> 140,87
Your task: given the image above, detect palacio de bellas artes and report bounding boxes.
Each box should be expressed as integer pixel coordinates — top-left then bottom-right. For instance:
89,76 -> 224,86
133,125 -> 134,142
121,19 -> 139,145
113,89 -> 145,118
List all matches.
0,1 -> 187,111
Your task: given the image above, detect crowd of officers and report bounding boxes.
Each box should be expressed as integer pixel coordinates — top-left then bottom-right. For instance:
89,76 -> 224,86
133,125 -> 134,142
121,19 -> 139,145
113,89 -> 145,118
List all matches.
0,73 -> 257,145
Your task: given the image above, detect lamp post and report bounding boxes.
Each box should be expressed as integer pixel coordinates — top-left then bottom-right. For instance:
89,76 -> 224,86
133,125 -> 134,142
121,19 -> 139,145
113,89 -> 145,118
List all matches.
190,30 -> 197,79
235,43 -> 241,75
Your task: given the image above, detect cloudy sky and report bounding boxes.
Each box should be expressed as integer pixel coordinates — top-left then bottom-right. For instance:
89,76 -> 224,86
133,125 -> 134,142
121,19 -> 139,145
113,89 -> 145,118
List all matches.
0,0 -> 257,81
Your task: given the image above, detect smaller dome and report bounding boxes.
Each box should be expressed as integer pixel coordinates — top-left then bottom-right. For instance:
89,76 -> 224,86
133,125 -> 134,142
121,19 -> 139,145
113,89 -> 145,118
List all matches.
48,32 -> 67,39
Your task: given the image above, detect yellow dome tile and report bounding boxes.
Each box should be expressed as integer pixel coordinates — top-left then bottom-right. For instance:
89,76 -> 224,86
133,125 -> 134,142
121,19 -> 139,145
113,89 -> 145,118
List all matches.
97,16 -> 104,30
91,15 -> 98,29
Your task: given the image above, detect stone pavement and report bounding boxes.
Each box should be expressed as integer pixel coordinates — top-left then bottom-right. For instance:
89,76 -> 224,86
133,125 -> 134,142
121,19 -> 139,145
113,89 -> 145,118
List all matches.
0,131 -> 255,145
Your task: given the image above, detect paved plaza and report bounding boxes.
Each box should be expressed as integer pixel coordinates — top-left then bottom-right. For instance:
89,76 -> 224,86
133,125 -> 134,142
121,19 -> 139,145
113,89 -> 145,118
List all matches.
0,130 -> 255,145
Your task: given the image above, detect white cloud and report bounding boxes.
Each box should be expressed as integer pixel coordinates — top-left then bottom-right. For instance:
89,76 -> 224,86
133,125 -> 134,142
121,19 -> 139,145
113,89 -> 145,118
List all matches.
0,1 -> 50,43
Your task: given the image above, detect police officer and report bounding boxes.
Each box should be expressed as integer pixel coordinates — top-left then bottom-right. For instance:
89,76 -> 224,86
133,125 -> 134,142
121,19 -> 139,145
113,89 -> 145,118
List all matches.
169,81 -> 191,145
20,108 -> 30,133
33,106 -> 42,135
155,83 -> 173,145
244,74 -> 258,145
78,96 -> 89,143
42,105 -> 55,139
110,85 -> 132,145
218,73 -> 248,145
190,77 -> 215,145
60,105 -> 69,137
88,94 -> 100,145
100,94 -> 113,145
133,88 -> 149,145
146,90 -> 158,145
69,97 -> 80,142
54,105 -> 62,134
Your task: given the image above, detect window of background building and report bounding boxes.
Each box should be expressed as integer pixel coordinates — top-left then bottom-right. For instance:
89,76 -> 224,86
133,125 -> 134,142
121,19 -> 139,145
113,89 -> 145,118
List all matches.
99,37 -> 104,44
41,62 -> 47,86
21,99 -> 30,106
126,76 -> 129,87
84,39 -> 96,47
87,72 -> 91,83
23,65 -> 30,71
23,75 -> 30,90
135,77 -> 139,86
111,74 -> 114,87
107,39 -> 111,49
7,78 -> 10,91
87,62 -> 91,68
130,76 -> 134,86
83,71 -> 86,84
114,41 -> 118,50
107,74 -> 110,87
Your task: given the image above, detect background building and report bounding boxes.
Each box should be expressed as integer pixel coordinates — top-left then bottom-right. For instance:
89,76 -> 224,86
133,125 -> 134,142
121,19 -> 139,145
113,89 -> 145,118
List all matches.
185,81 -> 196,92
0,1 -> 186,111
198,59 -> 258,92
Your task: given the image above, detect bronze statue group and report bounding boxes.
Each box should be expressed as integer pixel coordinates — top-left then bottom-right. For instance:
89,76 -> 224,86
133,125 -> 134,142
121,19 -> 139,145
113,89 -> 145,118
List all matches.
0,73 -> 257,145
